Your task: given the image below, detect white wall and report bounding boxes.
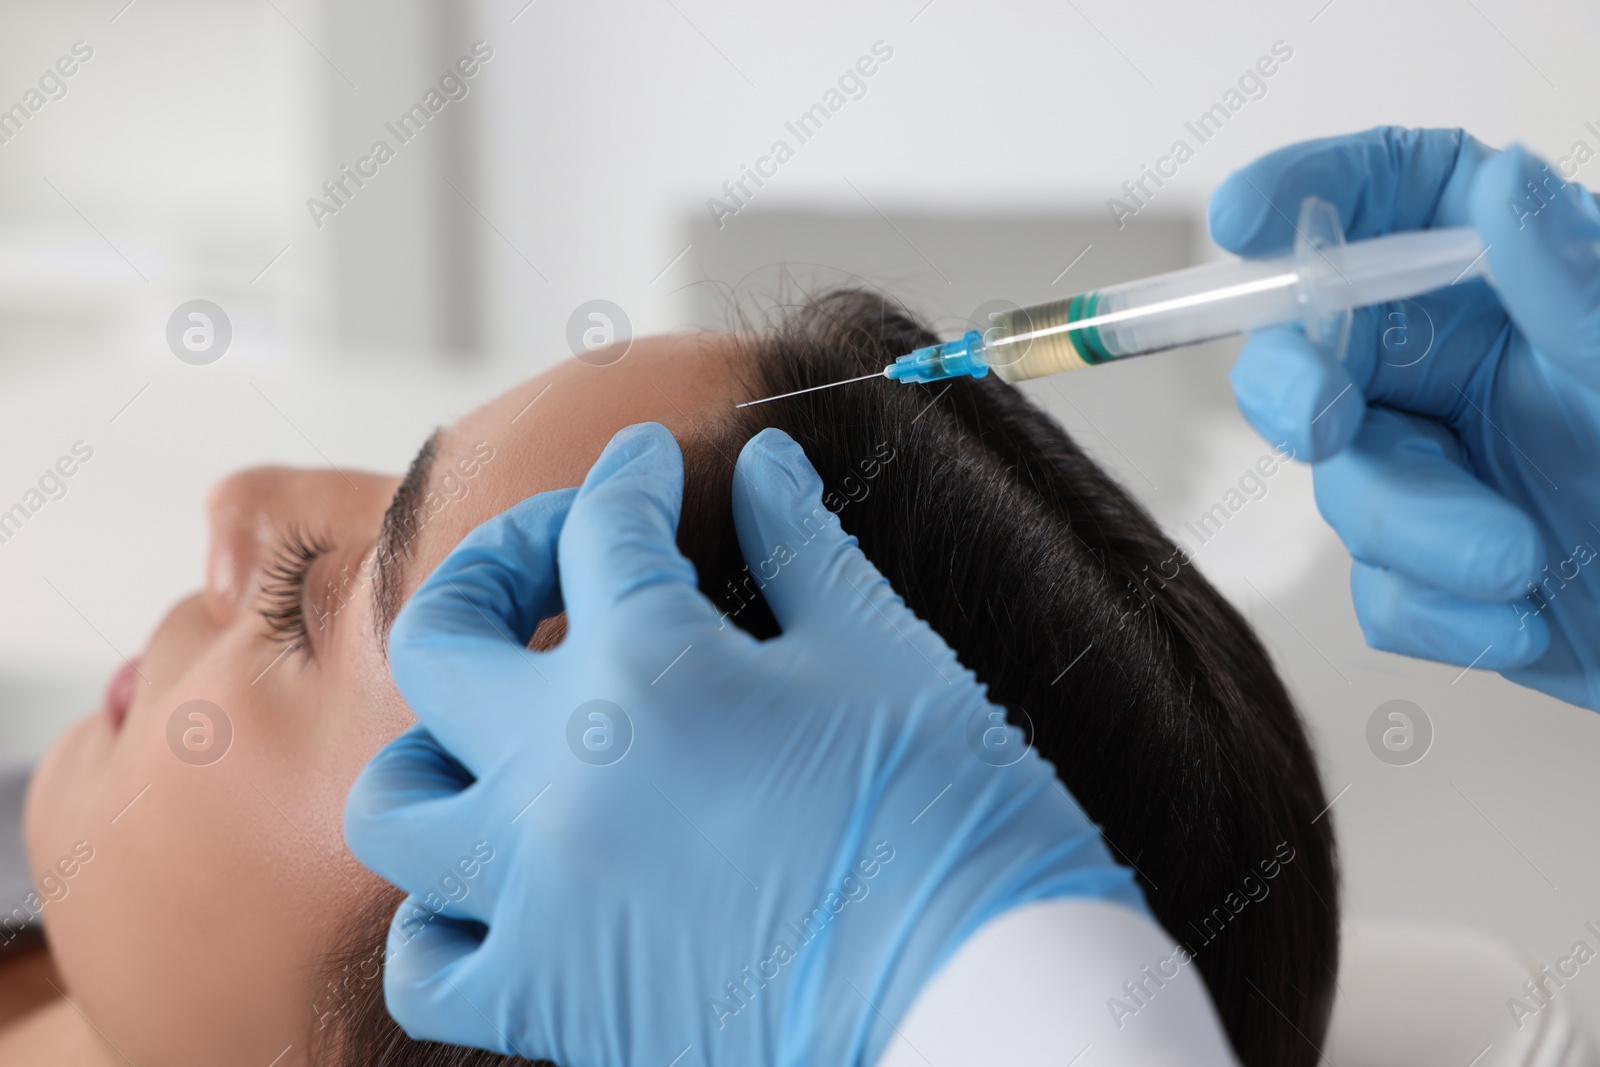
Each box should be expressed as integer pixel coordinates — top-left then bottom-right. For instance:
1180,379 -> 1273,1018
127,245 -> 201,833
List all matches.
0,1 -> 327,354
478,0 -> 1595,353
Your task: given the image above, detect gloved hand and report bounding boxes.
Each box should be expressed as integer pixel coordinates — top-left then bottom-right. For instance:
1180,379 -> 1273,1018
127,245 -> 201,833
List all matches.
344,423 -> 1146,1067
1209,126 -> 1600,710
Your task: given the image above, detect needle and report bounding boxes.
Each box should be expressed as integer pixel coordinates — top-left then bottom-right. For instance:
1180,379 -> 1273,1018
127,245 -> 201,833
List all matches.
734,369 -> 887,408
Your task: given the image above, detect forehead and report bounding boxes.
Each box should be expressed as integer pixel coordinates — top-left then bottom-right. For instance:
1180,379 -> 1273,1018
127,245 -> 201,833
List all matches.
402,333 -> 747,603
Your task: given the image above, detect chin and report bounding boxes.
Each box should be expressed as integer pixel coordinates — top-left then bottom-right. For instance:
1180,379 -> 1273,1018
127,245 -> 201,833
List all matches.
22,711 -> 108,889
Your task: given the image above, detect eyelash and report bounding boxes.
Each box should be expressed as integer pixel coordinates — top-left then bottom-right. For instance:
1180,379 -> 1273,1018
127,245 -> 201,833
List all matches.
258,527 -> 332,657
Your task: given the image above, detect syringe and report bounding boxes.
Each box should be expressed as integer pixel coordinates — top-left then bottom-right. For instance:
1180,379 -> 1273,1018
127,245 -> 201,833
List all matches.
737,198 -> 1490,406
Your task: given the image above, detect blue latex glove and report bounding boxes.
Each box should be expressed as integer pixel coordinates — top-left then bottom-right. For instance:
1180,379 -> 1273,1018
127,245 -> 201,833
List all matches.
344,423 -> 1145,1067
1209,126 -> 1600,709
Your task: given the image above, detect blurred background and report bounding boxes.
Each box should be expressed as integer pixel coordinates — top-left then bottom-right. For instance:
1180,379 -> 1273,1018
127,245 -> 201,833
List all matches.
1,0 -> 1598,1051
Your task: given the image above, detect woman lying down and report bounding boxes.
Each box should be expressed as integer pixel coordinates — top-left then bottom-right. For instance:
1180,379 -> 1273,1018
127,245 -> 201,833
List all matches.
0,290 -> 1337,1067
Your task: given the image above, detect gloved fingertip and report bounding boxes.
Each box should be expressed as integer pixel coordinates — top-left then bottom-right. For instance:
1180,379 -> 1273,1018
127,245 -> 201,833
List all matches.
1230,327 -> 1363,462
1208,170 -> 1276,254
611,420 -> 675,452
344,730 -> 476,884
559,422 -> 718,635
739,428 -> 824,501
1231,389 -> 1305,461
746,426 -> 804,468
1307,377 -> 1365,461
1475,512 -> 1545,603
581,422 -> 679,489
388,487 -> 573,665
352,729 -> 473,809
1469,143 -> 1600,375
730,426 -> 920,638
383,906 -> 501,1049
566,423 -> 687,551
1352,563 -> 1551,670
1501,607 -> 1552,668
1468,143 -> 1531,235
1470,142 -> 1598,251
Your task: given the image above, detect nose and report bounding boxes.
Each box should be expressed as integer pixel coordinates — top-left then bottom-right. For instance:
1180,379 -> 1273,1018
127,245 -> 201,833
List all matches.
204,467 -> 300,625
203,464 -> 400,626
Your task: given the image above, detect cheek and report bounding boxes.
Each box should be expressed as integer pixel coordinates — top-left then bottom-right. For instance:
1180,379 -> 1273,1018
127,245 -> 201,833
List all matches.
25,630 -> 396,1063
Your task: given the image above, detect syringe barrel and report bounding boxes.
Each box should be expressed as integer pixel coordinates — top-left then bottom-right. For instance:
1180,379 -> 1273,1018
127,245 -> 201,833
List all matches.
977,225 -> 1486,383
1306,225 -> 1486,312
980,257 -> 1300,380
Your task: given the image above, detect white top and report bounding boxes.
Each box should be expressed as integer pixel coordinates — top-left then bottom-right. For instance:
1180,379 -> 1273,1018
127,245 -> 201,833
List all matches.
875,898 -> 1239,1067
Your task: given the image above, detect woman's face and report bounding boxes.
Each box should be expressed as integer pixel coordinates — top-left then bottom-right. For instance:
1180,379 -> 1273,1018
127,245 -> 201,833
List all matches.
23,335 -> 743,1066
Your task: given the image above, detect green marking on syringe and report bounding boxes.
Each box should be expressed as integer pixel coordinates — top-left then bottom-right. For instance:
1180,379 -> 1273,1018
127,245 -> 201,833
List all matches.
1063,292 -> 1105,366
1077,291 -> 1113,365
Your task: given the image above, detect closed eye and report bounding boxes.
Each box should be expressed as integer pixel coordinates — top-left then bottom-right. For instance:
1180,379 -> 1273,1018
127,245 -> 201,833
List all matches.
257,526 -> 333,659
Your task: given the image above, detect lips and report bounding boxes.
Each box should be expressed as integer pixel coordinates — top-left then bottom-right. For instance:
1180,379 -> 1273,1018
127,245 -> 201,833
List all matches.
105,656 -> 142,732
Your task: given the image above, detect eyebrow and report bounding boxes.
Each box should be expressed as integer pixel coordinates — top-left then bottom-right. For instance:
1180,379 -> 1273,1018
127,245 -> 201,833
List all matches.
373,429 -> 440,651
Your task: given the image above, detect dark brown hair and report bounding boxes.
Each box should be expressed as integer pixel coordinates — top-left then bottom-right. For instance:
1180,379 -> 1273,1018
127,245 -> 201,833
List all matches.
317,290 -> 1338,1066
